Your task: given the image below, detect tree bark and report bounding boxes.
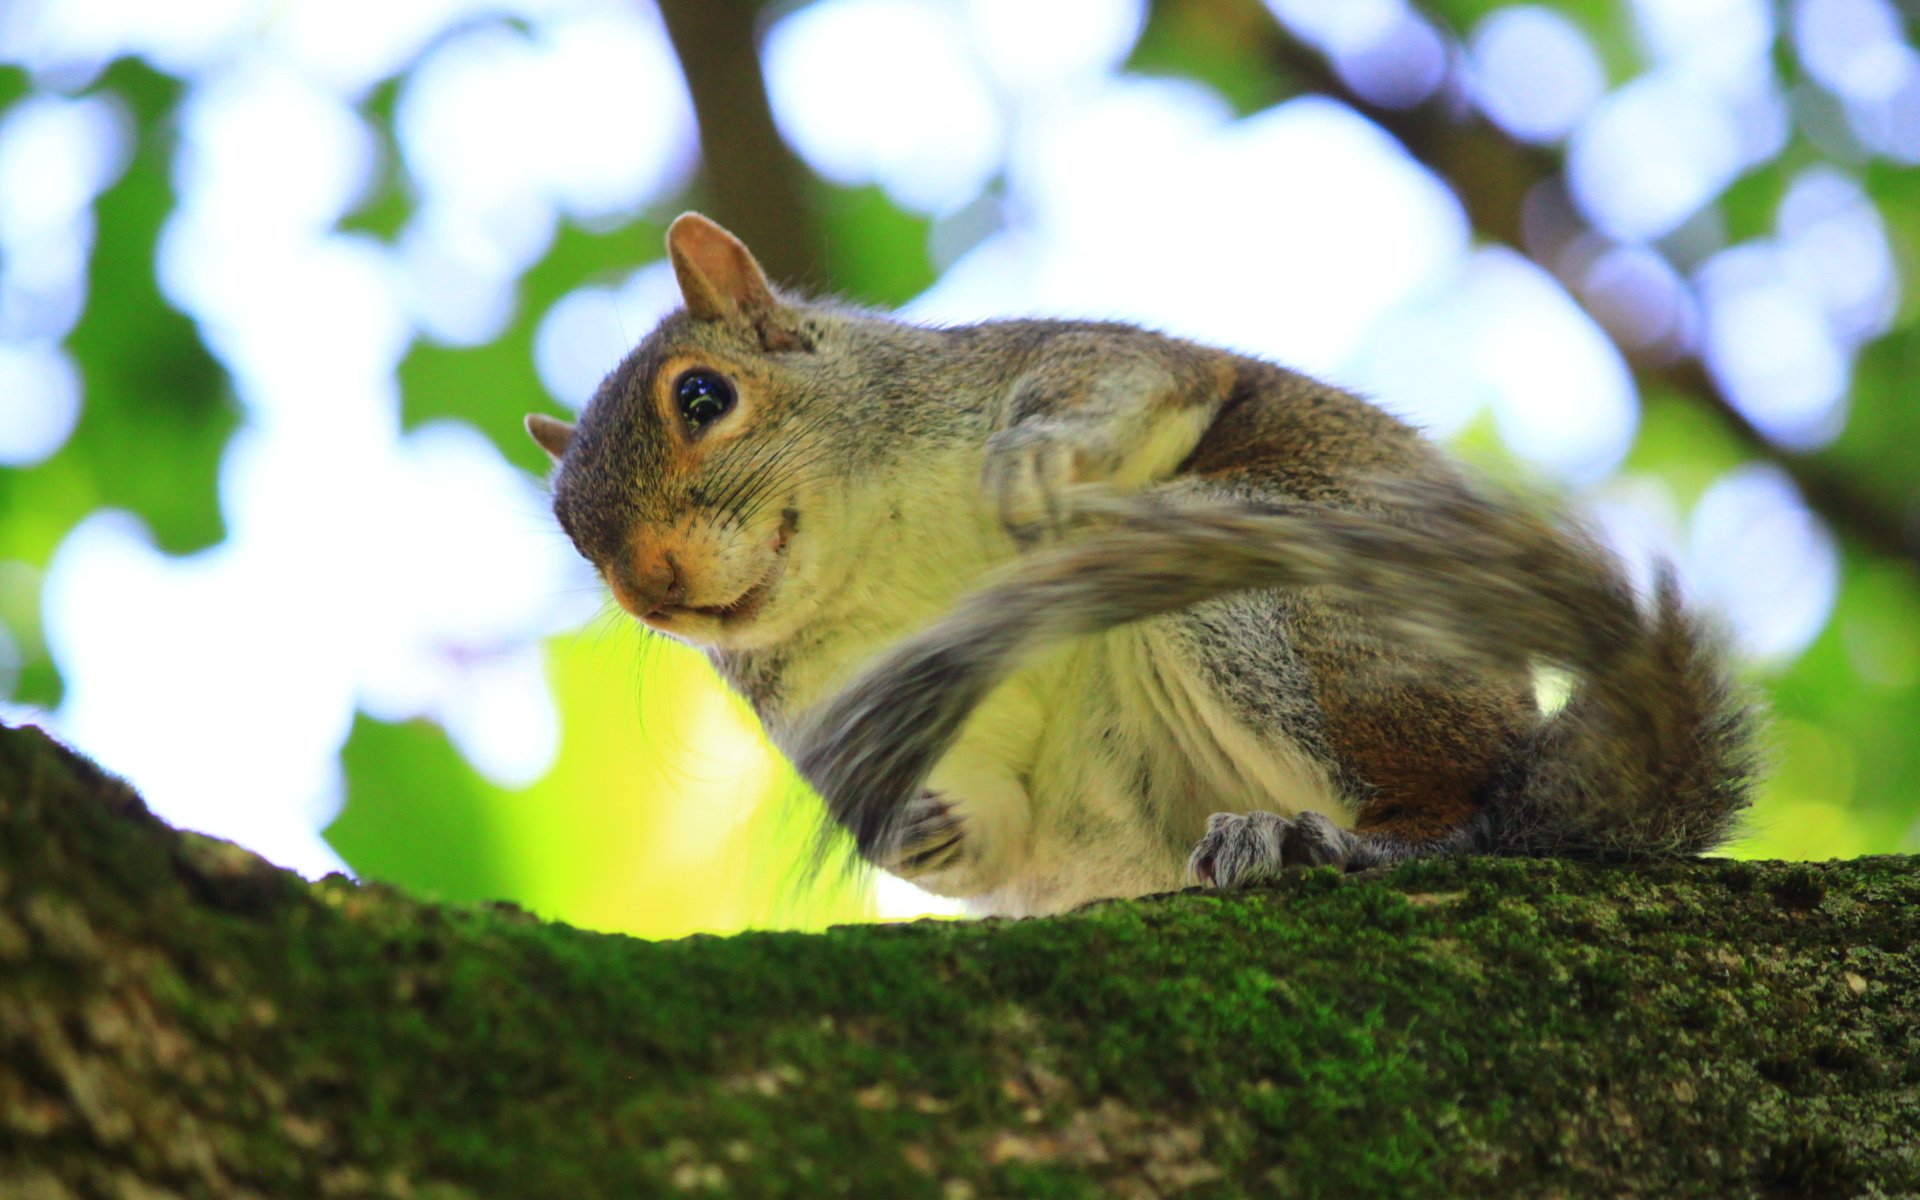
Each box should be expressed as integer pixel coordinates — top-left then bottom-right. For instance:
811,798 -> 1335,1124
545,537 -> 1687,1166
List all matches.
2,721 -> 1915,1198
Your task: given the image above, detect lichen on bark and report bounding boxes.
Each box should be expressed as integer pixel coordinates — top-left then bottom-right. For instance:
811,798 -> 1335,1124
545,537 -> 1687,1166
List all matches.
1,721 -> 1916,1198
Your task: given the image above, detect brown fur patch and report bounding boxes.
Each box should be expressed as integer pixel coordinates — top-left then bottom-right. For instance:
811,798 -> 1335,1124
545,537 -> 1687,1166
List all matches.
1297,604 -> 1533,846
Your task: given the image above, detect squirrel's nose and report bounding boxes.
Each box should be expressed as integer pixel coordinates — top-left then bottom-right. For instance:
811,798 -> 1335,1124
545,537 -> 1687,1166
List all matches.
615,551 -> 685,619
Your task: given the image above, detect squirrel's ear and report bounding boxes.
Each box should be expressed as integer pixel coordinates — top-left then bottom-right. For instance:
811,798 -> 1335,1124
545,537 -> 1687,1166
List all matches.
525,413 -> 574,463
666,212 -> 776,322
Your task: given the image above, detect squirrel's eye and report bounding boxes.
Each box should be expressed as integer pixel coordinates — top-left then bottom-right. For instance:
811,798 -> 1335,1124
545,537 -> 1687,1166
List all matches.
674,369 -> 736,432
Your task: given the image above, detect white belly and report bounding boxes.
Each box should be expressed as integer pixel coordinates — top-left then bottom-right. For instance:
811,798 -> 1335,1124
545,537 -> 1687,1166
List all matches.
903,622 -> 1347,917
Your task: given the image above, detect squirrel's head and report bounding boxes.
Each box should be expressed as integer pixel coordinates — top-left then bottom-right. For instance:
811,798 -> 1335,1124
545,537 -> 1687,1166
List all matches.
527,213 -> 856,651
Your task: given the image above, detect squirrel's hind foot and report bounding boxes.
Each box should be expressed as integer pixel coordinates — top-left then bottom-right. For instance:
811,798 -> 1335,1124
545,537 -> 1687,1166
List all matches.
1188,810 -> 1353,888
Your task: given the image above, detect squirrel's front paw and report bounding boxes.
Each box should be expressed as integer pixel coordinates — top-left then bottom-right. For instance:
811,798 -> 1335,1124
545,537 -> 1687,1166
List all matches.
1188,810 -> 1352,888
982,427 -> 1087,546
875,790 -> 968,878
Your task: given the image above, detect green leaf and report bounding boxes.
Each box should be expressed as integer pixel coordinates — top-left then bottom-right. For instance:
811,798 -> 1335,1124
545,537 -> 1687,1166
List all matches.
1128,0 -> 1290,117
327,713 -> 517,903
338,77 -> 411,242
1625,387 -> 1751,509
1830,320 -> 1920,517
812,183 -> 935,305
0,65 -> 26,111
1719,161 -> 1791,246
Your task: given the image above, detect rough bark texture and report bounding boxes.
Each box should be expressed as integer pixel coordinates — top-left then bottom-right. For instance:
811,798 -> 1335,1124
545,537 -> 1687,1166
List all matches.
1,721 -> 1916,1199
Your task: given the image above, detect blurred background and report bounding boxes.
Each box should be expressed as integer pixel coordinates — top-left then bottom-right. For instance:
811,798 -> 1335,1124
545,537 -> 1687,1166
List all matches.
1,0 -> 1916,938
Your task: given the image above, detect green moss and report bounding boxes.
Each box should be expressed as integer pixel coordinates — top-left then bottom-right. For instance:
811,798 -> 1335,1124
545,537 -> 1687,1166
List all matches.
3,721 -> 1917,1198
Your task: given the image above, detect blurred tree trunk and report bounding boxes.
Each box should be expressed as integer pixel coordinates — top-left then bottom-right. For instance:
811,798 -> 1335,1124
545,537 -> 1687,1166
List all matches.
654,0 -> 825,287
3,722 -> 1916,1198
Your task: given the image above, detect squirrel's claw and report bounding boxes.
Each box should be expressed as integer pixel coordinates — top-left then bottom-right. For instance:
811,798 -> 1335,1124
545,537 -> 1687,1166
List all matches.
877,790 -> 968,878
1188,810 -> 1352,888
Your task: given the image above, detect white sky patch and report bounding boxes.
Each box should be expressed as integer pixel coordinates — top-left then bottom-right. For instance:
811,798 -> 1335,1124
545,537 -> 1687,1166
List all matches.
1349,249 -> 1637,483
916,90 -> 1469,381
1629,0 -> 1789,170
393,205 -> 530,347
1461,250 -> 1637,483
172,59 -> 378,241
962,0 -> 1144,96
1698,243 -> 1850,449
165,232 -> 414,434
1577,242 -> 1697,353
525,9 -> 697,221
1341,304 -> 1484,441
1775,166 -> 1899,346
0,341 -> 81,466
1469,6 -> 1608,144
1264,0 -> 1408,58
0,92 -> 127,348
0,0 -> 265,75
1567,73 -> 1746,242
1689,465 -> 1840,664
764,0 -> 1004,213
391,10 -> 694,340
1341,17 -> 1449,111
0,94 -> 124,464
1681,166 -> 1890,452
871,871 -> 970,921
1791,0 -> 1920,161
43,414 -> 591,872
1263,0 -> 1445,108
0,221 -> 90,344
43,510 -> 358,877
0,93 -> 130,250
216,417 -> 593,711
224,418 -> 589,786
1631,0 -> 1774,92
1850,66 -> 1920,163
396,6 -> 696,224
1000,75 -> 1230,254
534,260 -> 681,411
1584,476 -> 1688,605
1792,0 -> 1913,106
1575,469 -> 1840,677
267,0 -> 512,97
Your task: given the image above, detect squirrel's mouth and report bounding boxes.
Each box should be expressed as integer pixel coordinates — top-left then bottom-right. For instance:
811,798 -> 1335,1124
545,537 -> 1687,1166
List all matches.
688,508 -> 798,626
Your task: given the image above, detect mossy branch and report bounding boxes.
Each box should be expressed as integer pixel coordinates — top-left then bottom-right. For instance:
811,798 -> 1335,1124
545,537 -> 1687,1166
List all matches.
2,721 -> 1916,1197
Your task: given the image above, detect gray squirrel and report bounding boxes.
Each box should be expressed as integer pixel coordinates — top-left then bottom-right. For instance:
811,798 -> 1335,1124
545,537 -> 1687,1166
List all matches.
525,213 -> 1758,917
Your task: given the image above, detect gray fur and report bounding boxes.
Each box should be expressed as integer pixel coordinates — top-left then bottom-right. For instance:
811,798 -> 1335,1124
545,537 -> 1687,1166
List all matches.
791,484 -> 1758,869
541,214 -> 1759,914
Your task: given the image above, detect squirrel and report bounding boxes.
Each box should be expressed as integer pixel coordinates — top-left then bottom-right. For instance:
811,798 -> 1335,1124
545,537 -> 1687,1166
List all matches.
525,212 -> 1760,917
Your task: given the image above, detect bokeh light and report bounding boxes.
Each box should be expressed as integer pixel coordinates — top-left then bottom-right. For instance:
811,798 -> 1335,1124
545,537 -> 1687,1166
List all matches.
1468,6 -> 1607,144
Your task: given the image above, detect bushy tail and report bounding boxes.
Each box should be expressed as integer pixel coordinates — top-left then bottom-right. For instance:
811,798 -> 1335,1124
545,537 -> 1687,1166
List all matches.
1476,567 -> 1760,858
792,483 -> 1759,865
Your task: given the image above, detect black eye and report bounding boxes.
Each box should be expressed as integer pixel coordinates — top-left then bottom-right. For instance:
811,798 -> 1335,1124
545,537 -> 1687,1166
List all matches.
674,369 -> 736,432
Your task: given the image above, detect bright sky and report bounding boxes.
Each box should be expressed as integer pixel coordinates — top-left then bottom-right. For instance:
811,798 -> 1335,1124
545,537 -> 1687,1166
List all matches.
0,0 -> 1903,889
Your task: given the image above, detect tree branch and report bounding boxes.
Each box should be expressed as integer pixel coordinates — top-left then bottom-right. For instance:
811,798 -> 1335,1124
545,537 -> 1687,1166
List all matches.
654,0 -> 823,286
5,721 -> 1918,1193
